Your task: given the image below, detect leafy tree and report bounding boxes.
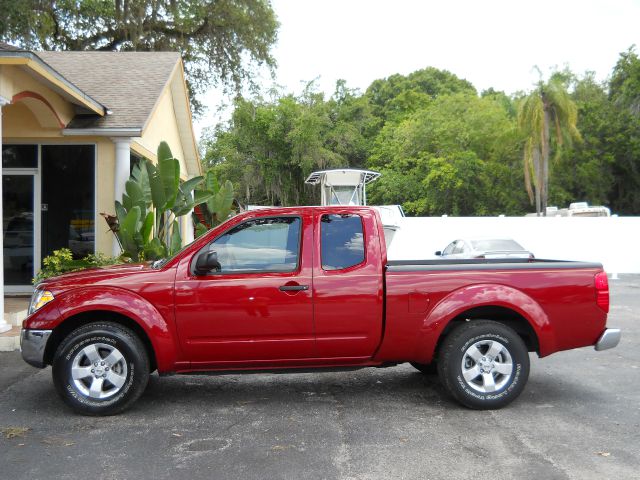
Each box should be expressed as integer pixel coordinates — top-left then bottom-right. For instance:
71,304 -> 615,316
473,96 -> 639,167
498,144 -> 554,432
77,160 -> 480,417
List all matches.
517,75 -> 581,215
550,73 -> 614,207
203,81 -> 373,206
610,46 -> 640,115
367,92 -> 526,215
365,67 -> 476,125
193,170 -> 236,238
607,47 -> 640,213
0,0 -> 279,115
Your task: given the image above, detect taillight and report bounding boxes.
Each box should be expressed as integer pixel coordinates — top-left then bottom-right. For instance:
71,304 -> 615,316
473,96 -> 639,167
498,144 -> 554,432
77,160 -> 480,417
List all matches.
595,272 -> 609,313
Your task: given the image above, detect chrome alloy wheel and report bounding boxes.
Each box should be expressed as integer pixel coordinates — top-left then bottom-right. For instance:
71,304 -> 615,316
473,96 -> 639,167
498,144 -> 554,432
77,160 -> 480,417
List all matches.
461,339 -> 513,393
71,343 -> 128,399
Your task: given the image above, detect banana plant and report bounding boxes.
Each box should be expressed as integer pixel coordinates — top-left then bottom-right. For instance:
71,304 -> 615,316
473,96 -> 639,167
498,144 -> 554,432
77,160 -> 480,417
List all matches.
106,141 -> 214,261
193,170 -> 236,238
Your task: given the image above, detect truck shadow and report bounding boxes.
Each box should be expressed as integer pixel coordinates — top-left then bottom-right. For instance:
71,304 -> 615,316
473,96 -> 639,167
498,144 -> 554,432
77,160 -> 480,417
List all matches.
132,365 -> 605,415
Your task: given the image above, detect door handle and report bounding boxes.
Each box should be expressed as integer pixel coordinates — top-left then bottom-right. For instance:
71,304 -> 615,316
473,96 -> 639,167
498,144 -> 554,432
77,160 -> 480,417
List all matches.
279,285 -> 309,291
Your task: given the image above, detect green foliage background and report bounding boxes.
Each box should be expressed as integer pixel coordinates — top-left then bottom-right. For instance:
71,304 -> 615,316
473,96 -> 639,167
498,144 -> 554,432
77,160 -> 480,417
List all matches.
203,50 -> 640,216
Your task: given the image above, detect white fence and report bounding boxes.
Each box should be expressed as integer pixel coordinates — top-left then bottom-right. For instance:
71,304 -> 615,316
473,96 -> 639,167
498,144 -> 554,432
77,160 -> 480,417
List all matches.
386,216 -> 640,275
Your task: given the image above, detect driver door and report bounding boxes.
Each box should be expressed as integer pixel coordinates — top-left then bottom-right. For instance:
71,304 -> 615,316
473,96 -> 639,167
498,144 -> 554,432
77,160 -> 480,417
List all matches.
174,213 -> 315,366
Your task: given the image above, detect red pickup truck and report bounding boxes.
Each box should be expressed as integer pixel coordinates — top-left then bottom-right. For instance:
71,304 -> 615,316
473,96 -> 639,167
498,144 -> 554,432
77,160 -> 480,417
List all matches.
22,206 -> 620,415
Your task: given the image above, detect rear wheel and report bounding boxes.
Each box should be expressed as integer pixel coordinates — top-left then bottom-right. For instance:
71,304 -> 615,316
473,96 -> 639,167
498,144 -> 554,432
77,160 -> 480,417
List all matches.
437,320 -> 529,409
52,322 -> 150,415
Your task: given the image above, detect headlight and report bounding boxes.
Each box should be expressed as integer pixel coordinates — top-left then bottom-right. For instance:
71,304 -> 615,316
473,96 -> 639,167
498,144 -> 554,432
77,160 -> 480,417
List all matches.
29,289 -> 55,315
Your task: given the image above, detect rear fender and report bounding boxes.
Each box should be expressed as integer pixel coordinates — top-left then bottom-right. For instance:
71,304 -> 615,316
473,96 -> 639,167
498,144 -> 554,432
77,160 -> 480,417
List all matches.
415,284 -> 556,363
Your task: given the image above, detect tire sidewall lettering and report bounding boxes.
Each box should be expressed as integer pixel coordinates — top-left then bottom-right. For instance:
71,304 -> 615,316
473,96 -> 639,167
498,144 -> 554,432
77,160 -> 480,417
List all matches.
65,336 -> 117,361
445,325 -> 528,407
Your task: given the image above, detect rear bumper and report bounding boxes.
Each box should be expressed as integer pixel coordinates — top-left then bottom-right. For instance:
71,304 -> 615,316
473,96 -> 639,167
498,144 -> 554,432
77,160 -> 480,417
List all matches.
20,329 -> 52,368
594,328 -> 621,351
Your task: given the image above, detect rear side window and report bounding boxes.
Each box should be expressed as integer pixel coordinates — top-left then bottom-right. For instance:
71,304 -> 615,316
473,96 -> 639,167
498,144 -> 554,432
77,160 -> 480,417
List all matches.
321,214 -> 365,270
208,217 -> 300,273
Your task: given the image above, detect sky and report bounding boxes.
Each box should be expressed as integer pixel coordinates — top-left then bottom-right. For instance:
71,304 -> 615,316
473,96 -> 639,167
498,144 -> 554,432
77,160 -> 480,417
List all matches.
195,0 -> 640,137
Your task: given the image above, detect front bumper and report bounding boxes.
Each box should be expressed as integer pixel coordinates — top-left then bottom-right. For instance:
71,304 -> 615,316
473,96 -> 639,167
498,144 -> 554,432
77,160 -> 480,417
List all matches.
21,329 -> 53,368
594,328 -> 621,351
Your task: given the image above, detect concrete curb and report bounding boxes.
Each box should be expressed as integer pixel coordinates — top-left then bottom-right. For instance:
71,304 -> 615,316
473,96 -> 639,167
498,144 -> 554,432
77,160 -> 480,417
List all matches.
0,326 -> 20,352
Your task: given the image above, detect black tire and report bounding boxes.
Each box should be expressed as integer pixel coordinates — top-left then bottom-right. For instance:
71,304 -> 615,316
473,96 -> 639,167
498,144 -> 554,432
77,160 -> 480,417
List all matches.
437,320 -> 529,409
410,362 -> 438,375
52,322 -> 150,415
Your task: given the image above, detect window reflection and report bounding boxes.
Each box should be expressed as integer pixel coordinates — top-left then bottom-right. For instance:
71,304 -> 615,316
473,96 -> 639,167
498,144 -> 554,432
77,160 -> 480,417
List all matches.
321,214 -> 365,270
210,217 -> 300,272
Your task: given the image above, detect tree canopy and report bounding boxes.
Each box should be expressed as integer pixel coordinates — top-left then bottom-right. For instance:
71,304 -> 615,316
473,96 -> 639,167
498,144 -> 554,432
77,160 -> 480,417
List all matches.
0,0 -> 279,116
203,50 -> 640,216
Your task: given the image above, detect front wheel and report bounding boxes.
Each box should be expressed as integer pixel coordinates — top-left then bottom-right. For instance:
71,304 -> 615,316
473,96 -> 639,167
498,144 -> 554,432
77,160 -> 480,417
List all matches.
437,320 -> 530,409
52,322 -> 150,415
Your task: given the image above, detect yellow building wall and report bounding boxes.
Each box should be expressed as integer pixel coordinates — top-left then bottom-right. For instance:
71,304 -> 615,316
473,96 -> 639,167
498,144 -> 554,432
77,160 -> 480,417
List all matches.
136,87 -> 188,179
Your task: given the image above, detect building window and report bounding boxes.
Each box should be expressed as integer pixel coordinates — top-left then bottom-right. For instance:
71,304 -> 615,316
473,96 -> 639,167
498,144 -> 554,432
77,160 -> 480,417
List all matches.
2,145 -> 37,168
41,145 -> 95,260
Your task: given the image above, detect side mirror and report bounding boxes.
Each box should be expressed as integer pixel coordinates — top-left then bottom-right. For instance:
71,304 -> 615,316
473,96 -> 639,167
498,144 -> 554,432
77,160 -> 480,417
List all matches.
435,251 -> 442,256
194,251 -> 222,275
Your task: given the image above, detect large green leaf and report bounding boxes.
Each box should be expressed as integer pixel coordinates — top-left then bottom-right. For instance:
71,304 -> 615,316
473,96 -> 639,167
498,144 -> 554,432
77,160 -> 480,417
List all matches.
194,223 -> 208,238
153,142 -> 180,210
119,206 -> 142,261
125,179 -> 146,215
193,190 -> 214,206
161,158 -> 180,209
141,211 -> 154,243
172,176 -> 211,217
147,161 -> 167,212
181,176 -> 204,195
157,141 -> 173,163
172,190 -> 192,217
169,220 -> 182,255
209,180 -> 235,224
114,201 -> 127,226
122,193 -> 132,211
204,170 -> 219,194
143,237 -> 167,261
131,160 -> 152,207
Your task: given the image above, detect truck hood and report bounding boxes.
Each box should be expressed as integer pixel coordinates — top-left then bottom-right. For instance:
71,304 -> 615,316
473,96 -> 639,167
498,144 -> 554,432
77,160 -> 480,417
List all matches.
38,263 -> 154,293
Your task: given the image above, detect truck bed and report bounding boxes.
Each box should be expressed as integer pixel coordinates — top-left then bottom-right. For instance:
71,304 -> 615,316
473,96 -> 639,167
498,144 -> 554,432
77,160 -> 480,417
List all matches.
380,259 -> 607,364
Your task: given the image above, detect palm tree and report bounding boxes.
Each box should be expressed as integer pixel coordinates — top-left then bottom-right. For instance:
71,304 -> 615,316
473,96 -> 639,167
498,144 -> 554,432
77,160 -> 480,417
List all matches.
517,76 -> 581,215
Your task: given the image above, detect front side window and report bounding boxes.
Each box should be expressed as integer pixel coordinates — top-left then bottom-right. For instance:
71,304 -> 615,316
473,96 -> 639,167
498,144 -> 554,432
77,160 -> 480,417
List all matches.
206,217 -> 300,273
321,214 -> 365,270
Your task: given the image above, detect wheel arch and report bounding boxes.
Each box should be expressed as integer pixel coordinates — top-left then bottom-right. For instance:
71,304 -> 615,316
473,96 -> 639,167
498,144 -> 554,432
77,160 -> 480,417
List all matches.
414,283 -> 555,364
44,310 -> 158,372
41,286 -> 180,372
432,306 -> 540,363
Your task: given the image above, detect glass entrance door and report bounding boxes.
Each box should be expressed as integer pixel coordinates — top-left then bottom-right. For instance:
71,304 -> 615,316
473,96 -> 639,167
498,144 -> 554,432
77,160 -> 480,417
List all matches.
3,174 -> 35,286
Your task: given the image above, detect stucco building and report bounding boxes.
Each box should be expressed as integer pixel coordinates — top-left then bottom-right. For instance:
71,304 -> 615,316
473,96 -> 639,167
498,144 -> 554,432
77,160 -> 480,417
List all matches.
0,43 -> 201,302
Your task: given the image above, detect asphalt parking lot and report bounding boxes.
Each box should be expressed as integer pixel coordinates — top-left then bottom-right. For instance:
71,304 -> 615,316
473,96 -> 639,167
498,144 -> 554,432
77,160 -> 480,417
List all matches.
1,276 -> 638,480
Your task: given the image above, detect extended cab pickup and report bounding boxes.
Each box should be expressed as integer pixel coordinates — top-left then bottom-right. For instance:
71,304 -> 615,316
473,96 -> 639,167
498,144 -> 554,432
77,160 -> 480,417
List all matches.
21,207 -> 621,415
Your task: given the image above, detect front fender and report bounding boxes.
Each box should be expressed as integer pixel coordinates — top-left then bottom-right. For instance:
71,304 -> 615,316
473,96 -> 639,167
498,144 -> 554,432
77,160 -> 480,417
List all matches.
415,283 -> 556,363
28,286 -> 179,372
